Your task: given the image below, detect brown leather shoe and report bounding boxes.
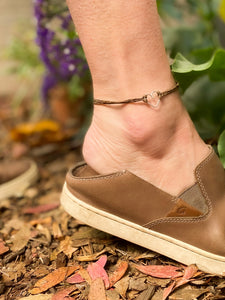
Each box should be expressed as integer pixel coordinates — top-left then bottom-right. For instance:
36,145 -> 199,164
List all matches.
61,146 -> 225,275
0,159 -> 38,200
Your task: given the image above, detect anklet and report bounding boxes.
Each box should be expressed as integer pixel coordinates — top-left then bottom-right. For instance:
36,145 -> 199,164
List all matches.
93,82 -> 179,108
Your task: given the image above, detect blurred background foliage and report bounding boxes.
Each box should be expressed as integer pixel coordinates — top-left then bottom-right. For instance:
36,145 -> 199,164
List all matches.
3,0 -> 225,164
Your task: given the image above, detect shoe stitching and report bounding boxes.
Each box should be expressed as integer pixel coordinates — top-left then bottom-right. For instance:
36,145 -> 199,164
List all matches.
194,149 -> 214,214
144,150 -> 215,228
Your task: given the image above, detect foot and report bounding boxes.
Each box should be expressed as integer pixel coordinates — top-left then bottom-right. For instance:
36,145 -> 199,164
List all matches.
83,91 -> 209,196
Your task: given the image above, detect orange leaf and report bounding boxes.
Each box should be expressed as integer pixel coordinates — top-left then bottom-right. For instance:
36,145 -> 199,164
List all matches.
51,286 -> 77,300
30,265 -> 79,294
87,257 -> 110,289
0,239 -> 9,255
23,202 -> 60,214
109,261 -> 128,287
162,281 -> 176,300
135,264 -> 182,279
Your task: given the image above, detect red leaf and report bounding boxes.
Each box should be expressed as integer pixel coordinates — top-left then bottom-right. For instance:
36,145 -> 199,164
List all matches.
0,239 -> 9,255
87,258 -> 110,289
66,272 -> 85,284
183,264 -> 198,280
162,264 -> 199,299
51,286 -> 76,300
135,264 -> 183,279
23,202 -> 60,214
97,255 -> 107,268
163,281 -> 176,300
109,261 -> 128,287
175,264 -> 198,288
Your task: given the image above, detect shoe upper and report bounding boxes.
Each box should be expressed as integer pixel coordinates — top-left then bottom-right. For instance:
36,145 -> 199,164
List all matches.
0,159 -> 31,184
66,147 -> 225,256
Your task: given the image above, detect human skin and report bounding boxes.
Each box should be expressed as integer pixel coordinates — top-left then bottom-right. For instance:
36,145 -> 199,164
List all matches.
66,0 -> 209,195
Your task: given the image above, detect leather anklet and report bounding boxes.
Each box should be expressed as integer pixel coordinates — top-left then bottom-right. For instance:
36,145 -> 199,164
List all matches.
93,82 -> 179,108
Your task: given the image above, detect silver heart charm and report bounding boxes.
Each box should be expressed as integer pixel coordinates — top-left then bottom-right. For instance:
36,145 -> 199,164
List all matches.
145,91 -> 161,108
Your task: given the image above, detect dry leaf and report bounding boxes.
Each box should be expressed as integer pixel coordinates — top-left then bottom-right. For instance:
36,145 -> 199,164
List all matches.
109,261 -> 128,287
114,275 -> 130,298
97,255 -> 108,268
88,277 -> 107,300
52,222 -> 63,238
58,236 -> 78,258
11,226 -> 31,252
0,239 -> 9,255
18,295 -> 53,300
128,277 -> 148,291
23,202 -> 60,214
10,119 -> 67,146
106,289 -> 120,300
51,286 -> 77,300
67,272 -> 85,284
78,267 -> 92,285
30,217 -> 52,226
135,264 -> 182,279
75,247 -> 111,262
135,285 -> 156,300
87,256 -> 110,289
162,265 -> 199,299
30,265 -> 79,294
175,264 -> 198,288
162,281 -> 176,300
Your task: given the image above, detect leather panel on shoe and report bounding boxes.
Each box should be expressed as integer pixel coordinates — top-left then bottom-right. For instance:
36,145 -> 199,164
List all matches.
66,165 -> 179,226
146,150 -> 225,257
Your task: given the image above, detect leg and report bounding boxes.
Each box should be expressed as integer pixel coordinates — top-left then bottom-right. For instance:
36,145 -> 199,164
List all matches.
67,0 -> 209,195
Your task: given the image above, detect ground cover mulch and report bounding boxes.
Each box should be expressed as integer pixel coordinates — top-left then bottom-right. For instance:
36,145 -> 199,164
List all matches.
1,98 -> 225,300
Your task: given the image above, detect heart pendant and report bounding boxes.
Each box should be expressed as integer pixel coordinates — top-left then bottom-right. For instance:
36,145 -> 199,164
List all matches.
146,91 -> 160,108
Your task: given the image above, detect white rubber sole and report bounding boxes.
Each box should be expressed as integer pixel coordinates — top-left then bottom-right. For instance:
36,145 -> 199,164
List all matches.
61,183 -> 225,275
0,160 -> 39,200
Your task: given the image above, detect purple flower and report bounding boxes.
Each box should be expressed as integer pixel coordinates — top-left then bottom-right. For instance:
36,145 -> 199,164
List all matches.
33,0 -> 89,102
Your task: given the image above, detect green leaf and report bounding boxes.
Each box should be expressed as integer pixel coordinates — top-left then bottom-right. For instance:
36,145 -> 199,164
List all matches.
218,130 -> 225,167
172,49 -> 225,92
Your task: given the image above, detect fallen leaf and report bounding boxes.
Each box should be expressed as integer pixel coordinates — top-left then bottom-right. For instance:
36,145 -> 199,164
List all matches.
18,295 -> 53,300
30,265 -> 79,294
87,257 -> 110,289
11,226 -> 31,252
135,264 -> 182,279
175,264 -> 198,288
97,255 -> 108,268
23,202 -> 60,214
128,277 -> 148,291
135,285 -> 156,300
0,239 -> 9,255
109,261 -> 128,287
78,267 -> 92,285
162,265 -> 199,300
162,281 -> 176,300
52,222 -> 63,238
58,236 -> 78,258
88,277 -> 107,300
10,119 -> 67,146
114,275 -> 130,298
106,289 -> 120,300
75,247 -> 112,262
30,217 -> 52,226
51,286 -> 77,300
67,272 -> 85,284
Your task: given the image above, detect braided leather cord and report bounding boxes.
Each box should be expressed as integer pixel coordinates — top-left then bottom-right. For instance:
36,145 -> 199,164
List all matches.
93,82 -> 179,105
